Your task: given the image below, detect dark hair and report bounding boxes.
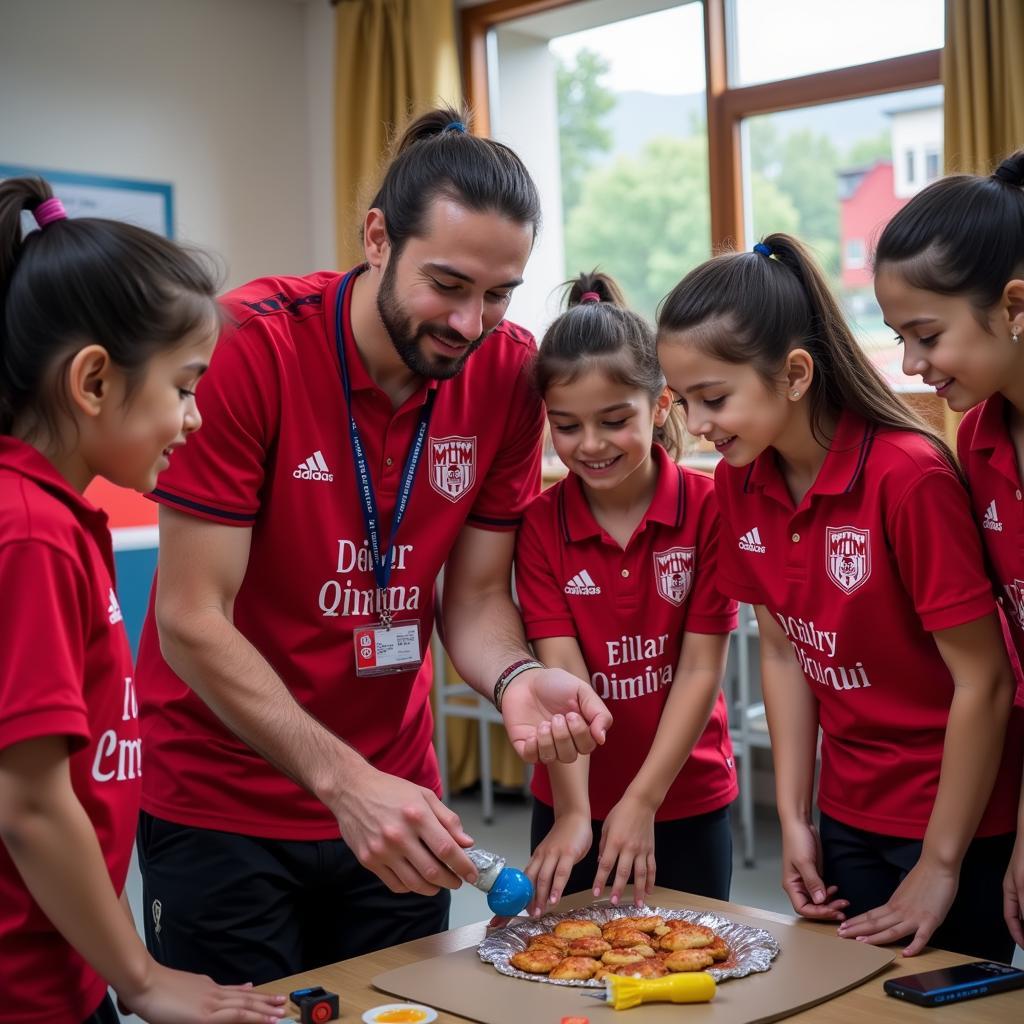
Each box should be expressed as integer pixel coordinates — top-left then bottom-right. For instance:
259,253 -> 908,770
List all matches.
367,104 -> 541,255
536,270 -> 684,459
0,176 -> 220,437
874,149 -> 1024,311
657,233 -> 955,465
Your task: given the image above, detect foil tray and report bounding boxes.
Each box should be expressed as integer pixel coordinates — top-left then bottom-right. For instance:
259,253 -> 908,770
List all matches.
478,903 -> 780,987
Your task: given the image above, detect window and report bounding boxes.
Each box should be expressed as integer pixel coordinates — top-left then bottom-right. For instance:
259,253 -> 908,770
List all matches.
463,0 -> 944,391
465,2 -> 709,327
730,0 -> 944,86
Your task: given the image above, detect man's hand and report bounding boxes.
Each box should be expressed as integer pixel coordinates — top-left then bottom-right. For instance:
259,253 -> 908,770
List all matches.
501,667 -> 612,764
331,766 -> 477,895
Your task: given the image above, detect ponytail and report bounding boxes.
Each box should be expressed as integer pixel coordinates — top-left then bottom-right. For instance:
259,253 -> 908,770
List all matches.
366,103 -> 541,256
657,232 -> 955,468
0,177 -> 53,431
536,270 -> 684,460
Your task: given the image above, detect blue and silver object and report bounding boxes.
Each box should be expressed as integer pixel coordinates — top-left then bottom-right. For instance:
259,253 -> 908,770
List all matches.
467,846 -> 534,916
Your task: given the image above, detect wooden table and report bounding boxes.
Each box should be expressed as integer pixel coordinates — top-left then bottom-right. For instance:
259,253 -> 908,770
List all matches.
259,888 -> 1024,1023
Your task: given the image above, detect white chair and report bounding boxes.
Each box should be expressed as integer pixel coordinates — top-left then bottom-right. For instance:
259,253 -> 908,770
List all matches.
726,604 -> 771,867
433,627 -> 528,824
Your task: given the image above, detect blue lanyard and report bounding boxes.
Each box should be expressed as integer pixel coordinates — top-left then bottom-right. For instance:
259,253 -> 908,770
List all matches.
334,270 -> 436,625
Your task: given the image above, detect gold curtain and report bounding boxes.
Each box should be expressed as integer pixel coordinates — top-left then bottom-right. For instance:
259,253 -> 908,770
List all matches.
333,0 -> 462,268
943,0 -> 1024,174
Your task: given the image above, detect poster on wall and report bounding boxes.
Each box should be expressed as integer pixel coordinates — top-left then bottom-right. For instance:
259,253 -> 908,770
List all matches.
0,163 -> 174,240
0,164 -> 175,547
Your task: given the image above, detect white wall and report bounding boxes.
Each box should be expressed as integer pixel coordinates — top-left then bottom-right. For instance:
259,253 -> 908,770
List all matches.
0,0 -> 332,289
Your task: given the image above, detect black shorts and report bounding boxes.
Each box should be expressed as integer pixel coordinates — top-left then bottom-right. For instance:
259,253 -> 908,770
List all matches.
136,811 -> 450,985
531,799 -> 733,901
819,811 -> 1015,963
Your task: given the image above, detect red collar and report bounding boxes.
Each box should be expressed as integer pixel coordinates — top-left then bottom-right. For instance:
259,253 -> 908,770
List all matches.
559,444 -> 686,543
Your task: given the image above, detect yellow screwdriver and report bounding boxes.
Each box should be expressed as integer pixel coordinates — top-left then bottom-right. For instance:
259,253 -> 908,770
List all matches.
581,971 -> 717,1010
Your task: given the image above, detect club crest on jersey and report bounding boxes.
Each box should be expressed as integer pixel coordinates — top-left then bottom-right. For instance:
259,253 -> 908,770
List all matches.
825,526 -> 871,594
653,546 -> 695,606
1004,580 -> 1024,631
429,435 -> 476,502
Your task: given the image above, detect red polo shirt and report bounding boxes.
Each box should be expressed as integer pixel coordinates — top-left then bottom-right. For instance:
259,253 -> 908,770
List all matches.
958,395 -> 1024,683
515,445 -> 738,821
0,439 -> 140,1023
135,267 -> 544,840
714,412 -> 1020,839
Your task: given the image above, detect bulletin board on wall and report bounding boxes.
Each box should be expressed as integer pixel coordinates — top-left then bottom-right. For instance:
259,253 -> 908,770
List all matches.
0,164 -> 175,648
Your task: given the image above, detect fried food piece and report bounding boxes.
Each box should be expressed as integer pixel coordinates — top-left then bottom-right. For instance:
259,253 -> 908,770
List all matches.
633,944 -> 657,958
603,928 -> 651,948
601,947 -> 647,966
511,947 -> 563,973
663,949 -> 715,972
554,920 -> 602,940
549,956 -> 602,980
654,918 -> 689,936
567,937 -> 611,958
706,936 -> 730,962
616,915 -> 663,934
658,924 -> 715,951
610,959 -> 669,979
593,967 -> 613,982
528,934 -> 570,954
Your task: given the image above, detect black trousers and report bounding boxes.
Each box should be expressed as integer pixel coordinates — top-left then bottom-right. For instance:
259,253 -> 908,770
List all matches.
82,993 -> 119,1024
137,811 -> 450,985
531,799 -> 733,901
819,811 -> 1016,963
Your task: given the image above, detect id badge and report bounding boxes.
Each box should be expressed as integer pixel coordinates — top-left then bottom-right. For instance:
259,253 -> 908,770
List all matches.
353,620 -> 422,676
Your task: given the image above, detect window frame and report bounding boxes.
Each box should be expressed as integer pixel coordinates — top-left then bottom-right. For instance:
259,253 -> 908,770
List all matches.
460,0 -> 941,250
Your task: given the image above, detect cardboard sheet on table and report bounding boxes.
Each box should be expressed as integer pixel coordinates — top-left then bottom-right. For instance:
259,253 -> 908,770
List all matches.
371,907 -> 895,1024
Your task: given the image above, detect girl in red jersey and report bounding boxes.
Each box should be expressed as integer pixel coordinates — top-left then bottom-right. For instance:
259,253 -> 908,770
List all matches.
873,149 -> 1024,950
0,177 -> 286,1023
517,272 -> 738,914
656,233 -> 1019,962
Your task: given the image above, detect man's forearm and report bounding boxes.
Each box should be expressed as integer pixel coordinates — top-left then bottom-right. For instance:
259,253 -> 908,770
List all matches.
159,606 -> 368,806
442,587 -> 534,701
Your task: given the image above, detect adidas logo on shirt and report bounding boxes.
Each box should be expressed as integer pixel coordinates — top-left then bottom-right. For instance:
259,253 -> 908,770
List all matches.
564,569 -> 601,596
293,450 -> 334,482
739,527 -> 766,554
107,588 -> 123,625
983,499 -> 1003,532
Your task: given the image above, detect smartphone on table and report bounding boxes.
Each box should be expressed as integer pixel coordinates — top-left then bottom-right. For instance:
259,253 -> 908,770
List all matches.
883,960 -> 1024,1007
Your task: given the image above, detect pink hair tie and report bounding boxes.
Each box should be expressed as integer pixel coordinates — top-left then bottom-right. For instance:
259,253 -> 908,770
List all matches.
34,197 -> 67,228
580,291 -> 601,303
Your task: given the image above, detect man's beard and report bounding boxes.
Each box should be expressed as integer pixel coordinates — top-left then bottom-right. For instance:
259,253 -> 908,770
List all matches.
376,258 -> 489,380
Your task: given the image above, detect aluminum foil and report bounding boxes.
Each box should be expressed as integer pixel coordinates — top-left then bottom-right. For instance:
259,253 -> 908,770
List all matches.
478,903 -> 780,987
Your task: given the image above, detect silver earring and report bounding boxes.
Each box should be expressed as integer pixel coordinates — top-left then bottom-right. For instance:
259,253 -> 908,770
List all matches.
1013,327 -> 1021,345
791,389 -> 801,399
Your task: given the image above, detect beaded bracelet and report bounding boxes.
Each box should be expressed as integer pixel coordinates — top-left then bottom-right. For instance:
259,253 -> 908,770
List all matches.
493,658 -> 544,712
